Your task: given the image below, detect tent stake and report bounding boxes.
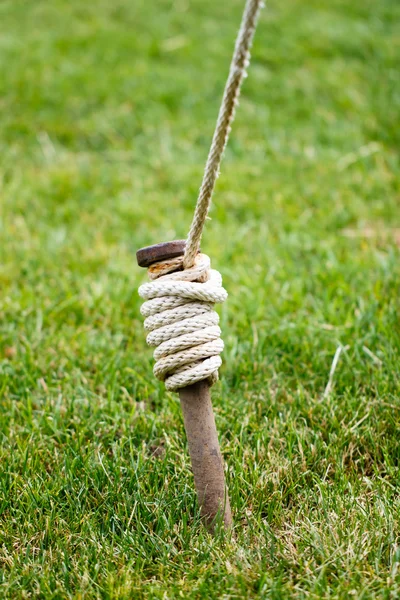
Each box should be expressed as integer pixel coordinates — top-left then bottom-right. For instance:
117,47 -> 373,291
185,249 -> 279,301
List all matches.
137,241 -> 232,531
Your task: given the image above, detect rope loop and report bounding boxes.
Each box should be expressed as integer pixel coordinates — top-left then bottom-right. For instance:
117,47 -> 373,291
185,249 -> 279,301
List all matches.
139,254 -> 227,391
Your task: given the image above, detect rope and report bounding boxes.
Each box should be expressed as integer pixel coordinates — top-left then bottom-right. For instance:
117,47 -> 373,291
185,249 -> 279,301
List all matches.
139,254 -> 227,391
139,0 -> 262,391
183,0 -> 263,269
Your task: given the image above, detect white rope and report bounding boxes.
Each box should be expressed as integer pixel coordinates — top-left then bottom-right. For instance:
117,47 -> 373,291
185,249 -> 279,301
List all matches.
139,254 -> 227,391
183,0 -> 263,269
139,0 -> 262,391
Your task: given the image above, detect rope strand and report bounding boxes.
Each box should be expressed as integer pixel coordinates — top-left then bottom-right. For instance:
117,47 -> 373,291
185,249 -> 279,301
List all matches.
183,0 -> 263,269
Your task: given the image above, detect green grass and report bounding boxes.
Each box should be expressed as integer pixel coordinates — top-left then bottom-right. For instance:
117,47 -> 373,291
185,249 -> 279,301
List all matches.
1,0 -> 399,597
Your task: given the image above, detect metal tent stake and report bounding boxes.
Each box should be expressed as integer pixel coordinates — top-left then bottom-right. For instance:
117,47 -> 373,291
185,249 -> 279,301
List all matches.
137,241 -> 232,531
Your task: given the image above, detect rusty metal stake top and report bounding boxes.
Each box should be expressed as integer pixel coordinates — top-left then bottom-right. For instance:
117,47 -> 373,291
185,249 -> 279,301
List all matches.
136,240 -> 188,268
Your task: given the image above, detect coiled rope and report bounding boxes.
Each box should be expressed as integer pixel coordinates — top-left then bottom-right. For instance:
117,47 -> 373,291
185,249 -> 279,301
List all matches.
139,0 -> 263,391
139,253 -> 227,390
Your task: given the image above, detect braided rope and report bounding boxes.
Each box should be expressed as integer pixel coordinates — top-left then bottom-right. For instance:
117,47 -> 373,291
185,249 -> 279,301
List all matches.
183,0 -> 263,269
139,254 -> 227,391
139,0 -> 262,391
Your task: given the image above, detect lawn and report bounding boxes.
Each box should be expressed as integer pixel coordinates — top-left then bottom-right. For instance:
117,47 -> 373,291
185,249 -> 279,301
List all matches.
1,0 -> 399,597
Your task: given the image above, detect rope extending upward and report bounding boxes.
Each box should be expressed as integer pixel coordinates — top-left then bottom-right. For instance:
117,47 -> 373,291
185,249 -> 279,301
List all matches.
183,0 -> 263,269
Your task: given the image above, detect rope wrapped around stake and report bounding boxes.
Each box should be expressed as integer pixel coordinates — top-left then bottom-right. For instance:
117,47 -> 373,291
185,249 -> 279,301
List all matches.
136,0 -> 262,532
138,253 -> 227,391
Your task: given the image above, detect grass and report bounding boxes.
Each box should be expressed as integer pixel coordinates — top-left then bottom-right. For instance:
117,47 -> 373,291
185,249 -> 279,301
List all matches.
0,0 -> 399,597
